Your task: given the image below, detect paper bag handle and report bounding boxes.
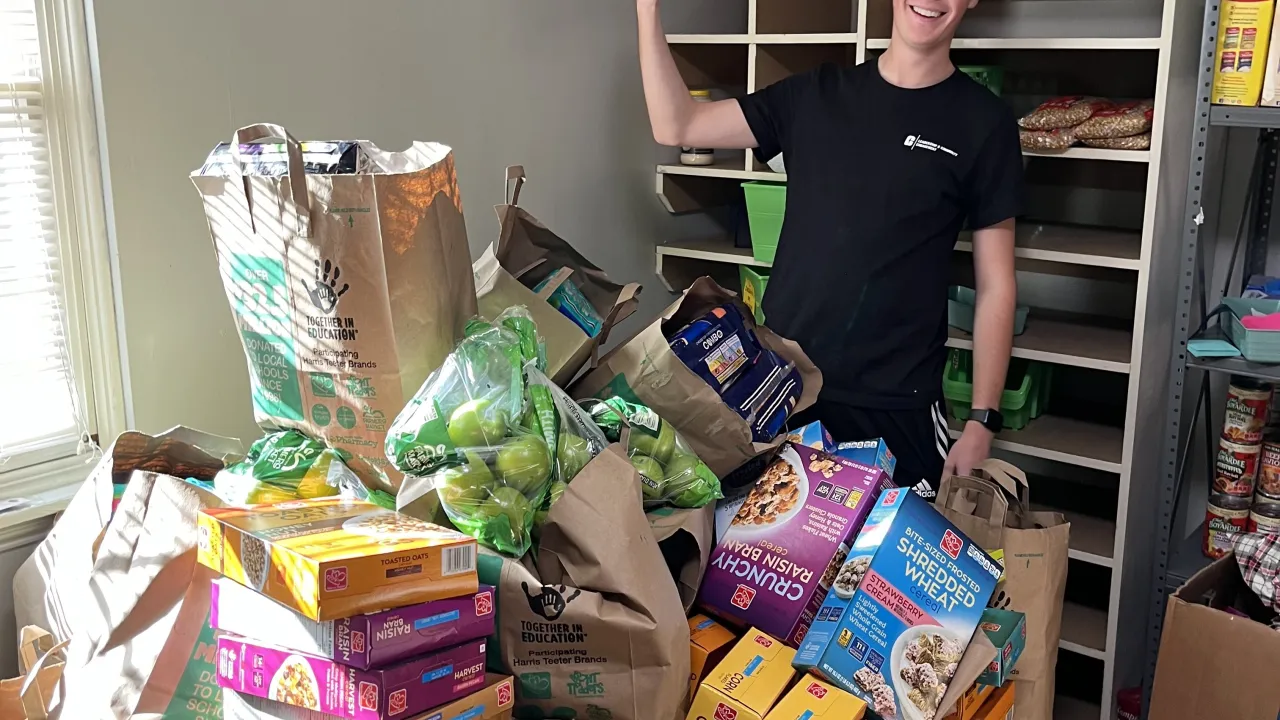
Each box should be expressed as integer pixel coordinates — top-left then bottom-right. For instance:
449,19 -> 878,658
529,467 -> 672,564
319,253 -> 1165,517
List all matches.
975,457 -> 1030,506
591,282 -> 641,359
506,165 -> 526,205
18,639 -> 67,717
231,123 -> 313,238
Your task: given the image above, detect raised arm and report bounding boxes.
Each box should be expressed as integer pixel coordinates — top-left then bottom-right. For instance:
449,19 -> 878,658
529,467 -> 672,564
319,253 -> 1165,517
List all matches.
637,0 -> 758,149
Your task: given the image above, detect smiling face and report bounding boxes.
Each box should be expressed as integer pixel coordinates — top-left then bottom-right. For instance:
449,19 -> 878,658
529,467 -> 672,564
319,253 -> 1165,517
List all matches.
893,0 -> 977,51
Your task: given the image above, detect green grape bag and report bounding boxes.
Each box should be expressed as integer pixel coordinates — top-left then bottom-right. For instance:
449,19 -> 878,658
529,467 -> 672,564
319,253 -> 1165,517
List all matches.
580,397 -> 722,509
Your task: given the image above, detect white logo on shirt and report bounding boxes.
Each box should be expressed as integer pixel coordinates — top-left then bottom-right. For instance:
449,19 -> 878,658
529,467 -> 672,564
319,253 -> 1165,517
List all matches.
904,134 -> 958,157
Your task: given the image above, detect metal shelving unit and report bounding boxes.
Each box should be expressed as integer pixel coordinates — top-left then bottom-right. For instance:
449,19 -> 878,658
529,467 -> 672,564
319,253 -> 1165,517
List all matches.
655,1 -> 1201,717
1143,0 -> 1280,713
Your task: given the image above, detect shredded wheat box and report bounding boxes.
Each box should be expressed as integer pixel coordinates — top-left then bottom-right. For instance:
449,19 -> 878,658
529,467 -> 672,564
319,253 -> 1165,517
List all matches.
198,498 -> 478,621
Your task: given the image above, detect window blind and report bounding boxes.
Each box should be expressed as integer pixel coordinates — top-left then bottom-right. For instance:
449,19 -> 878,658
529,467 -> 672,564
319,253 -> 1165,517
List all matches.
0,0 -> 86,463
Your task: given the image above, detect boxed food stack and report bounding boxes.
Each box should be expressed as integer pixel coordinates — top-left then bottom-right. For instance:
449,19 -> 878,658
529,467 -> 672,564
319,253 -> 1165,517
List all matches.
220,674 -> 517,720
198,498 -> 501,719
698,442 -> 893,646
686,628 -> 797,720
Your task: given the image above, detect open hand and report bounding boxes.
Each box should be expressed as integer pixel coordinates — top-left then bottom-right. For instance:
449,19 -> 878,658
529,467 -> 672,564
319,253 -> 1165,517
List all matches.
942,421 -> 993,481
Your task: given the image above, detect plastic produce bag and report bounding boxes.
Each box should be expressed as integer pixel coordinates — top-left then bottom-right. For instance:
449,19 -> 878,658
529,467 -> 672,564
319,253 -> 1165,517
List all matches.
386,307 -> 555,556
213,430 -> 370,505
581,397 -> 722,508
527,364 -> 609,528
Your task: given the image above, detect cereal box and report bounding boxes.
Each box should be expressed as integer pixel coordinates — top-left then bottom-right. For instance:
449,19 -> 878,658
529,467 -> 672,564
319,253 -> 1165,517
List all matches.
793,489 -> 1001,720
689,614 -> 738,704
698,443 -> 893,646
220,674 -> 515,720
215,635 -> 487,719
975,609 -> 1025,687
212,578 -> 495,670
973,683 -> 1014,720
834,438 -> 897,481
1212,0 -> 1275,105
686,629 -> 796,720
786,421 -> 837,453
941,683 -> 995,720
198,499 -> 478,621
762,677 -> 867,720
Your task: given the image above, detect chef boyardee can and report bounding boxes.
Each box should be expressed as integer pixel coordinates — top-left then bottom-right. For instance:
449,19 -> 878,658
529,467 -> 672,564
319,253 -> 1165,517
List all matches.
1225,376 -> 1272,445
1214,438 -> 1261,497
1205,493 -> 1251,559
1249,500 -> 1280,534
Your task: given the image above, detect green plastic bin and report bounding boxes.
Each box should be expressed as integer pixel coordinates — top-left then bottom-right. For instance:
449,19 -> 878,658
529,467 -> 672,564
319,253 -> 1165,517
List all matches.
942,349 -> 1051,431
958,66 -> 1004,96
739,265 -> 769,325
742,182 -> 785,264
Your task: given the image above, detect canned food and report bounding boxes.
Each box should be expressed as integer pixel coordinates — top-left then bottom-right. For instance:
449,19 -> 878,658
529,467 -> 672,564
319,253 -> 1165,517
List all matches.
1270,387 -> 1280,429
1214,438 -> 1261,496
1259,440 -> 1280,496
1206,494 -> 1251,559
1224,380 -> 1272,445
1249,501 -> 1280,533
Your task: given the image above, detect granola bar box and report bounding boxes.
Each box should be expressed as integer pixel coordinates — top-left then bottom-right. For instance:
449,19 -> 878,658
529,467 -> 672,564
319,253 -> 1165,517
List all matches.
197,498 -> 479,621
212,577 -> 496,670
793,489 -> 1001,720
215,635 -> 487,719
762,676 -> 867,720
697,442 -> 893,646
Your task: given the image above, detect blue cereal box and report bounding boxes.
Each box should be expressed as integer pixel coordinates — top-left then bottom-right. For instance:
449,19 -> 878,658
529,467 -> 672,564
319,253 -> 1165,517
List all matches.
835,438 -> 896,480
794,489 -> 1000,720
786,421 -> 837,454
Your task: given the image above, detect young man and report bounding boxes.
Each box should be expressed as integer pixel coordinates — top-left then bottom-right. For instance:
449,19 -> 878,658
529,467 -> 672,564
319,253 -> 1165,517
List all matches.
637,0 -> 1022,495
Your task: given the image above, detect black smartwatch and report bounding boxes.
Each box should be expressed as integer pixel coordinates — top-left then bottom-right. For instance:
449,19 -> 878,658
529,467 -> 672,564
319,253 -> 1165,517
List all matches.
968,408 -> 1004,434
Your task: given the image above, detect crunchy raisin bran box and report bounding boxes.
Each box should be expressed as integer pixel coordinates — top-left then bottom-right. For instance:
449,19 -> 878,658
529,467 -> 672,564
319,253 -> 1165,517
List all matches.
220,674 -> 515,720
212,578 -> 495,670
215,635 -> 487,719
793,490 -> 1001,720
697,443 -> 893,646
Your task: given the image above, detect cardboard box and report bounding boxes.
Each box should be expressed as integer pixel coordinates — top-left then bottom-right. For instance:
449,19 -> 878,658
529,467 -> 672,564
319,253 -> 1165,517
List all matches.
215,635 -> 487,719
1212,0 -> 1275,105
762,677 -> 866,720
686,629 -> 796,720
1149,554 -> 1280,720
975,609 -> 1025,687
834,439 -> 896,480
793,489 -> 1001,720
197,499 -> 478,621
698,443 -> 894,646
221,674 -> 515,720
941,683 -> 995,720
785,421 -> 836,454
212,578 -> 495,670
1264,8 -> 1280,105
973,682 -> 1014,720
688,614 -> 737,703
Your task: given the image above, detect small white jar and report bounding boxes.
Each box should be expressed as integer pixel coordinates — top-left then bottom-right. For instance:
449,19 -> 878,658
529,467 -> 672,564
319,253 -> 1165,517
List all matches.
680,89 -> 716,166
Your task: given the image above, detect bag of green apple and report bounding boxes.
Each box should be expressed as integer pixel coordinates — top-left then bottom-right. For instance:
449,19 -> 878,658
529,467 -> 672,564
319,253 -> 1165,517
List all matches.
524,364 -> 609,527
579,397 -> 722,508
386,311 -> 556,556
213,429 -> 370,505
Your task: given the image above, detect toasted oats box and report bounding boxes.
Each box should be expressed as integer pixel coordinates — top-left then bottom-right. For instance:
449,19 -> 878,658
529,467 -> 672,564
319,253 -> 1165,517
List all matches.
216,635 -> 487,719
697,443 -> 893,646
198,498 -> 478,621
212,578 -> 495,670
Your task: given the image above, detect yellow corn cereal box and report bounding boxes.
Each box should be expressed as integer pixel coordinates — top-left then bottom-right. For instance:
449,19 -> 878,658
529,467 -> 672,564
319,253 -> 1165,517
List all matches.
1213,0 -> 1276,105
689,614 -> 738,704
197,498 -> 477,621
763,677 -> 866,720
942,683 -> 995,720
686,629 -> 795,720
973,682 -> 1015,720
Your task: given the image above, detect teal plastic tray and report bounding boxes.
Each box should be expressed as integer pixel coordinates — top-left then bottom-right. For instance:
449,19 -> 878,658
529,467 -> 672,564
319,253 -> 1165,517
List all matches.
948,286 -> 1029,336
1224,297 -> 1280,363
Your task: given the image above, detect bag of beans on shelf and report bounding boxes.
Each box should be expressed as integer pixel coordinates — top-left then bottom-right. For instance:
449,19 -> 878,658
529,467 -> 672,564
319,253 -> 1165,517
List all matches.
1018,96 -> 1110,130
1020,128 -> 1077,152
1072,100 -> 1155,139
1081,134 -> 1152,151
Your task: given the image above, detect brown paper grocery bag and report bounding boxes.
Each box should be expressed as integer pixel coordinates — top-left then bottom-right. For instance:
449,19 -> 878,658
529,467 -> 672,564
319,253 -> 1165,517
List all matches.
0,628 -> 63,719
13,428 -> 237,720
936,458 -> 1071,720
478,445 -> 689,720
647,505 -> 715,611
192,123 -> 476,492
476,165 -> 641,386
572,276 -> 821,477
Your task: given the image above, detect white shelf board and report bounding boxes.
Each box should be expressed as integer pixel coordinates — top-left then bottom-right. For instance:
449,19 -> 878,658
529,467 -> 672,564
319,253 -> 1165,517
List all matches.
666,34 -> 753,44
947,416 -> 1123,473
955,223 -> 1142,271
1023,146 -> 1151,163
1059,601 -> 1109,660
1054,695 -> 1103,720
947,319 -> 1132,374
658,161 -> 783,182
1033,504 -> 1116,567
656,238 -> 769,267
865,37 -> 1161,50
753,33 -> 860,44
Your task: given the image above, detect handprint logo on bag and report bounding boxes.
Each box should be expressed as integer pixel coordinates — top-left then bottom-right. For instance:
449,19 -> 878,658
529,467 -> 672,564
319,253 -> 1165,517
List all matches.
305,258 -> 349,314
522,582 -> 581,621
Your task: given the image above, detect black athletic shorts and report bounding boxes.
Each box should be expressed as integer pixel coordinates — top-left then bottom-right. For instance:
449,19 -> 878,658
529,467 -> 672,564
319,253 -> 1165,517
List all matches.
789,398 -> 951,499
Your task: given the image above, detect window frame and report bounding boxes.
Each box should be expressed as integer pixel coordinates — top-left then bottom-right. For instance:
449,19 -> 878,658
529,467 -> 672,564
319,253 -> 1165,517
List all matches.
0,0 -> 126,498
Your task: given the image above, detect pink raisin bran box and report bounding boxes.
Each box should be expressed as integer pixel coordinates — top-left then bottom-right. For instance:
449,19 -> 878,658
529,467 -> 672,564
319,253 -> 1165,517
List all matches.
697,442 -> 893,646
216,635 -> 486,719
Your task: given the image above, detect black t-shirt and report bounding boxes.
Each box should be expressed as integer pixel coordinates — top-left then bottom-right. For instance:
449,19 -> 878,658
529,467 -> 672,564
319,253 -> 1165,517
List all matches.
739,61 -> 1024,410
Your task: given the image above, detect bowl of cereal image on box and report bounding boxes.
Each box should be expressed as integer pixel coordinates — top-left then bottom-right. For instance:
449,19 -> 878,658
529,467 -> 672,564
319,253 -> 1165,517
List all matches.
342,509 -> 459,540
890,625 -> 965,720
728,446 -> 809,533
239,535 -> 270,591
269,655 -> 322,710
830,555 -> 873,599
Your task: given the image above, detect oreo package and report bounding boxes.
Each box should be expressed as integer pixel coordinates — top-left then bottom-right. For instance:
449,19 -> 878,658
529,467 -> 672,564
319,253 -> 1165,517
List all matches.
667,304 -> 763,393
722,349 -> 804,442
